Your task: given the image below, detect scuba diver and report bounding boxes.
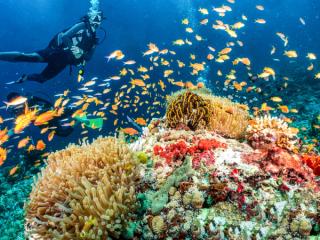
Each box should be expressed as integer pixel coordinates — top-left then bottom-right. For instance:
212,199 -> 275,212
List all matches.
0,9 -> 104,84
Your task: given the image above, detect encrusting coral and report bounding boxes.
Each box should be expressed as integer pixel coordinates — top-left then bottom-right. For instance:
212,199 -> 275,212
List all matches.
165,90 -> 249,139
25,137 -> 139,240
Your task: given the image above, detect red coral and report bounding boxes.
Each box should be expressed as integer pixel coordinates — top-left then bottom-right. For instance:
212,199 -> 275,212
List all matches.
301,154 -> 320,176
198,139 -> 227,151
153,141 -> 188,164
153,138 -> 226,168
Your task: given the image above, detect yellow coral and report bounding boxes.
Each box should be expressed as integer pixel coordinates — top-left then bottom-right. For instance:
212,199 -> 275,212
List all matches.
25,137 -> 139,240
165,90 -> 249,139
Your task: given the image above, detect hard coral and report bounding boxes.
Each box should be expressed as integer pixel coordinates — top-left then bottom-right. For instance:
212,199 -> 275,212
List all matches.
25,137 -> 139,240
165,90 -> 249,139
246,115 -> 299,152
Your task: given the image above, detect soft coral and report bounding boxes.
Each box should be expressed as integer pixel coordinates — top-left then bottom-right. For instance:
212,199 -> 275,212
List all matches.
154,138 -> 227,168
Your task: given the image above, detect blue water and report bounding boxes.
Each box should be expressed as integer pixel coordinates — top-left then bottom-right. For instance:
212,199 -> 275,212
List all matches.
0,0 -> 319,162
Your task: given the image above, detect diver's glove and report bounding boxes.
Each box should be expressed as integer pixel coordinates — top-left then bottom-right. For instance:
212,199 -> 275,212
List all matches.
71,46 -> 84,59
15,74 -> 28,84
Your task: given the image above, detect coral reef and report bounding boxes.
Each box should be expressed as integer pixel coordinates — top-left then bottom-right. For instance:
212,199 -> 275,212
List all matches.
25,137 -> 139,240
22,90 -> 320,240
133,123 -> 320,239
246,115 -> 300,152
165,90 -> 249,139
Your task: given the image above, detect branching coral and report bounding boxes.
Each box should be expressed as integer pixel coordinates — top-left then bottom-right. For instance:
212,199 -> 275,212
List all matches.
25,137 -> 139,240
165,90 -> 249,139
246,115 -> 300,152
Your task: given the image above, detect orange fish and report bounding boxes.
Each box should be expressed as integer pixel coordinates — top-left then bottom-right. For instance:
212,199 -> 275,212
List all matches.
219,47 -> 232,55
135,118 -> 147,126
122,128 -> 139,136
27,145 -> 35,152
0,147 -> 7,166
18,137 -> 31,149
173,81 -> 185,87
197,82 -> 205,88
48,131 -> 56,142
14,106 -> 38,134
261,103 -> 274,112
278,105 -> 289,113
185,81 -> 197,90
9,165 -> 19,176
34,110 -> 57,126
36,140 -> 46,151
240,58 -> 251,66
131,79 -> 146,87
0,128 -> 9,146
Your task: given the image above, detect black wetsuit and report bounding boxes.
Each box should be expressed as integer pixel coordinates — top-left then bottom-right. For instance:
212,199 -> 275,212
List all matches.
0,18 -> 98,83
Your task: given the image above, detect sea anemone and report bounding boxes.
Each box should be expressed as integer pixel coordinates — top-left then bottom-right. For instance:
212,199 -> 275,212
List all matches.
165,91 -> 211,131
165,90 -> 249,139
25,137 -> 139,240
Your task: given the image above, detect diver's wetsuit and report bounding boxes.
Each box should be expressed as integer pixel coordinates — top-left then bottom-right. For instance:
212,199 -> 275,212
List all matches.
0,18 -> 98,83
8,93 -> 74,137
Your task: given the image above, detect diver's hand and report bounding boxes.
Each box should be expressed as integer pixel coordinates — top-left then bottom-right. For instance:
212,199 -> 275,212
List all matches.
71,46 -> 84,59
